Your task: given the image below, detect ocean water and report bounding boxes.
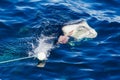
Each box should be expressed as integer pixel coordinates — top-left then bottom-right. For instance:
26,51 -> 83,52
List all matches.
0,0 -> 120,80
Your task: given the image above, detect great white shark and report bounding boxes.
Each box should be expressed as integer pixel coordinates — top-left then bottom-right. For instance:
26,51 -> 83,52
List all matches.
37,20 -> 97,67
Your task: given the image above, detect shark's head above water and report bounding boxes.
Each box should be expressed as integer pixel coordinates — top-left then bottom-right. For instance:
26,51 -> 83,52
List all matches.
62,20 -> 97,39
57,20 -> 97,44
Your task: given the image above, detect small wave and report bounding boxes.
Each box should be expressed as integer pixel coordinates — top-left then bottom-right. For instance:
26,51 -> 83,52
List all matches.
15,6 -> 35,10
79,68 -> 94,71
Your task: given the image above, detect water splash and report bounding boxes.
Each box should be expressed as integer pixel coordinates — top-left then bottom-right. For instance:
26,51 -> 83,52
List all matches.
28,35 -> 55,60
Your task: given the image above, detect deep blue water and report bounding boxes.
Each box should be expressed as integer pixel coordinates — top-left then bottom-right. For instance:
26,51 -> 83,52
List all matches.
0,0 -> 120,80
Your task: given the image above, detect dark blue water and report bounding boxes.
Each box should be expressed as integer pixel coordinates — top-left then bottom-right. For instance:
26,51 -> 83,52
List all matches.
0,0 -> 120,80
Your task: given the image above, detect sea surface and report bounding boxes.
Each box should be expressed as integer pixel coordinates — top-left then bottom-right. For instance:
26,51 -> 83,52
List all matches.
0,0 -> 120,80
